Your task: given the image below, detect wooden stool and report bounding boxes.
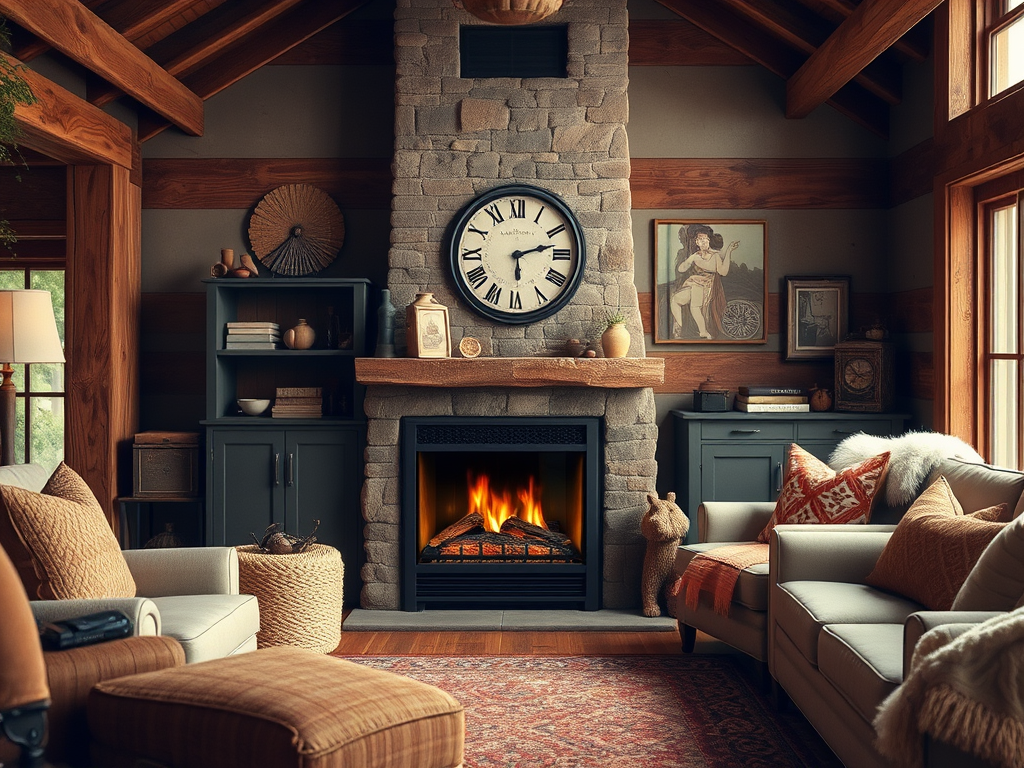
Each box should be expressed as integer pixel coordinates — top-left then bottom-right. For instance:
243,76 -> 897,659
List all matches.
88,646 -> 465,768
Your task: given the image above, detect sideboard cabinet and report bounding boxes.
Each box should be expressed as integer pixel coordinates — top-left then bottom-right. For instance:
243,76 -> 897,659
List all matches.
672,410 -> 908,543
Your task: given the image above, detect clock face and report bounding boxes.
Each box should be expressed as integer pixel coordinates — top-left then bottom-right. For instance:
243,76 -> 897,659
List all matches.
448,184 -> 586,324
843,357 -> 876,393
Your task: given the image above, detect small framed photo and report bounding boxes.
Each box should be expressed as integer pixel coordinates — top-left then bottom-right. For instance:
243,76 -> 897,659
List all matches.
785,276 -> 850,360
406,294 -> 452,358
653,220 -> 768,344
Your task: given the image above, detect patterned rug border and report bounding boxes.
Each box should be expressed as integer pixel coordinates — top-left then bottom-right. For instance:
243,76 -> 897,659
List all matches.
334,653 -> 841,768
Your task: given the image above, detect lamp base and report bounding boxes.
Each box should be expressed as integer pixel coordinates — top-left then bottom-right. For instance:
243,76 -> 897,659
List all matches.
1,363 -> 16,466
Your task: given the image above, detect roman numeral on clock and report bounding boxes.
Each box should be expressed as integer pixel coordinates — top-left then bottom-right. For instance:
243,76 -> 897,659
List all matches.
468,225 -> 488,239
533,205 -> 546,224
545,268 -> 567,287
508,199 -> 525,219
546,223 -> 565,238
484,204 -> 504,225
552,249 -> 570,261
534,286 -> 549,304
461,247 -> 482,261
466,265 -> 488,289
509,290 -> 522,310
484,283 -> 502,305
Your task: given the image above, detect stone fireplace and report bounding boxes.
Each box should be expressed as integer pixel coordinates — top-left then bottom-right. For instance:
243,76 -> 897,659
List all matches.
357,0 -> 659,611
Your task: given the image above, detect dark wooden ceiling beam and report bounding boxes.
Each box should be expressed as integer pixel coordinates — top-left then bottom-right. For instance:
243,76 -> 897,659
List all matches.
654,0 -> 888,136
717,0 -> 901,104
0,0 -> 204,136
138,0 -> 372,142
5,51 -> 134,167
787,0 -> 943,118
94,0 -> 207,44
793,0 -> 930,62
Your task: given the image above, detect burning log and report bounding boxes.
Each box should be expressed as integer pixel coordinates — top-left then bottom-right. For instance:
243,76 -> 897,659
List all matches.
421,512 -> 582,563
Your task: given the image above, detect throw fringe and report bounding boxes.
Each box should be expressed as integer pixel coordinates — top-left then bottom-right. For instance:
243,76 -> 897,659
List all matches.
680,544 -> 768,617
919,684 -> 1024,768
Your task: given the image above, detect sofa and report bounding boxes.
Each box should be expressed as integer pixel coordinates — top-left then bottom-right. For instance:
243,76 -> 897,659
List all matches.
673,454 -> 1024,767
0,463 -> 259,663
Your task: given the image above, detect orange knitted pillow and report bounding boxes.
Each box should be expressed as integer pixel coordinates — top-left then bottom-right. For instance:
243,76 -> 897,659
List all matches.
0,463 -> 135,600
865,476 -> 1007,610
757,444 -> 890,543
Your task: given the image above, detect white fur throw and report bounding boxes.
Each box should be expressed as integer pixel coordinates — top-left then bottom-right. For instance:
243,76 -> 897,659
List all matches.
874,608 -> 1024,768
829,431 -> 985,507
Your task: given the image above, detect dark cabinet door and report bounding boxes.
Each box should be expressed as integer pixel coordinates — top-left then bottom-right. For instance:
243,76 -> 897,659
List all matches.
700,444 -> 786,503
285,428 -> 362,606
208,429 -> 286,546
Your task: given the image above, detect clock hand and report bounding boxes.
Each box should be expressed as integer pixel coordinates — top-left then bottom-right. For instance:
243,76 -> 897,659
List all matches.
519,244 -> 553,256
511,250 -> 523,281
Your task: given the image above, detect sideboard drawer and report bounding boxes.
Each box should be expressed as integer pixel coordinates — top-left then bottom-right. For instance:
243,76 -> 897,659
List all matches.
702,421 -> 795,441
796,420 -> 897,442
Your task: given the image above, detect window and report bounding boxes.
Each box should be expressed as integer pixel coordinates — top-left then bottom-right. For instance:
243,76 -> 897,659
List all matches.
987,0 -> 1024,97
982,191 -> 1023,468
0,268 -> 64,472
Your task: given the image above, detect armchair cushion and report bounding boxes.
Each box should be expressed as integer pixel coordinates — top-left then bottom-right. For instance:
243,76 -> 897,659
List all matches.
819,623 -> 904,723
757,445 -> 890,542
0,463 -> 135,600
953,513 -> 1024,611
865,477 -> 1006,610
675,543 -> 769,611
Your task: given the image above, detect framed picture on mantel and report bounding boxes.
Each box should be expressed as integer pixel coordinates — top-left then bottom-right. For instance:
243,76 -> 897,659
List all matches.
653,220 -> 768,344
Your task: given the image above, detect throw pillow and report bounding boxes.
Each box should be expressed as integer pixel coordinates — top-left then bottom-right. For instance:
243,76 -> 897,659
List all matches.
952,512 -> 1024,611
0,462 -> 135,600
757,444 -> 890,543
865,476 -> 1006,610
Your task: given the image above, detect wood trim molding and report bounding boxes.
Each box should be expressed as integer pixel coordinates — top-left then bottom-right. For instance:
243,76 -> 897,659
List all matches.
630,157 -> 889,209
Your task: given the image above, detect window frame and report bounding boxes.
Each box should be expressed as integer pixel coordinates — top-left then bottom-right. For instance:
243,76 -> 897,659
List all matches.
982,0 -> 1024,100
0,260 -> 66,467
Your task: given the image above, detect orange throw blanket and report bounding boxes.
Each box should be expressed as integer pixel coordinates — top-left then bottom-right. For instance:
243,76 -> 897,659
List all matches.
680,543 -> 769,616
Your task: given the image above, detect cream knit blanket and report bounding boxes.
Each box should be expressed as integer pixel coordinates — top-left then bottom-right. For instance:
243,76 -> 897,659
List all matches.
874,607 -> 1024,768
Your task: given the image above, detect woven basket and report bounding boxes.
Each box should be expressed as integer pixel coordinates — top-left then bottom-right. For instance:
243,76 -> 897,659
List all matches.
236,544 -> 343,654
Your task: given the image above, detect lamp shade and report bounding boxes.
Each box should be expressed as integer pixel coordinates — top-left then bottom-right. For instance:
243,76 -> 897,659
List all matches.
0,290 -> 65,364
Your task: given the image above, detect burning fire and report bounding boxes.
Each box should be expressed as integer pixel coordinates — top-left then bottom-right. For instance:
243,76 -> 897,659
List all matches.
467,472 -> 547,533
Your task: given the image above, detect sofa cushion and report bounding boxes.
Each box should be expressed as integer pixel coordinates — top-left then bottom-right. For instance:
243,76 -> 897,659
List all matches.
953,513 -> 1024,611
927,458 -> 1024,520
0,463 -> 136,600
757,445 -> 890,543
151,594 -> 260,664
774,581 -> 922,665
818,623 -> 904,724
675,543 -> 768,612
865,476 -> 1006,610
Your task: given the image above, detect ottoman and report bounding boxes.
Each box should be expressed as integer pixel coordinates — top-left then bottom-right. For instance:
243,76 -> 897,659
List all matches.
87,646 -> 465,768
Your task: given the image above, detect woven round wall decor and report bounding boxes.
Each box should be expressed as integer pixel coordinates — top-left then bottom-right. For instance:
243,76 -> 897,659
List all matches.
248,184 -> 345,276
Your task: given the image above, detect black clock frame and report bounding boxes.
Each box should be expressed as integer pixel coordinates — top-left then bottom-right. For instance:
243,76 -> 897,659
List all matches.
447,183 -> 587,325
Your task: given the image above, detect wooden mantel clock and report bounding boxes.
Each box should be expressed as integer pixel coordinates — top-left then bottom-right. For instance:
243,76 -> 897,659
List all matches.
834,340 -> 894,412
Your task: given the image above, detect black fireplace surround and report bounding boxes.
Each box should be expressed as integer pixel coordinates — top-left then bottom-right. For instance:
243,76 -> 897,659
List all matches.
400,416 -> 601,611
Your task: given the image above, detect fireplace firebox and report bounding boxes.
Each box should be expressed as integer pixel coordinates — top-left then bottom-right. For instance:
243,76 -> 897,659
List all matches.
401,417 -> 601,610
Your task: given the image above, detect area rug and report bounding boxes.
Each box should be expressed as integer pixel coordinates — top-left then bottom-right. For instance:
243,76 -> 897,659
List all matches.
341,655 -> 842,767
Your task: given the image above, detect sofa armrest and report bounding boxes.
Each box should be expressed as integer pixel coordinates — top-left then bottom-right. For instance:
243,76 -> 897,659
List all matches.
31,597 -> 161,636
770,526 -> 895,585
122,546 -> 239,597
903,611 -> 1004,677
698,501 -> 777,542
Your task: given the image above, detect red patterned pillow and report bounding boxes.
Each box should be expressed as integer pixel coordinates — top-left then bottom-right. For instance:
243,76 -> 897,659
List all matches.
757,444 -> 890,543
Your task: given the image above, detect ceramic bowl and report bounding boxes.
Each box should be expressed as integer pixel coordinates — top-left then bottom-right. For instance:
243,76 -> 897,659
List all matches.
237,398 -> 270,416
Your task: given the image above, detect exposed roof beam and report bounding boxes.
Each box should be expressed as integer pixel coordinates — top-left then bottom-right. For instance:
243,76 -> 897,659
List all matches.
655,0 -> 888,137
0,0 -> 204,136
4,51 -> 133,167
787,0 -> 943,118
138,0 -> 371,141
792,0 -> 929,62
89,0 -> 303,108
718,0 -> 901,104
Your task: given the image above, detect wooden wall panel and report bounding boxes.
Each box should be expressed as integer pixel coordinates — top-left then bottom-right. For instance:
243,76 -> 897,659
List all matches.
628,20 -> 752,66
651,352 -> 833,395
630,158 -> 889,209
66,164 -> 141,527
142,158 -> 392,209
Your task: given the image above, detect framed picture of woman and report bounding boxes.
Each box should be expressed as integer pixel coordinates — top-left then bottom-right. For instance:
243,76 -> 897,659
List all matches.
784,276 -> 850,359
653,220 -> 768,344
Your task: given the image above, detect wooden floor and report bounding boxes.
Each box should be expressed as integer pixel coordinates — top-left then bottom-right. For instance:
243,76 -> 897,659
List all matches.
332,612 -> 735,656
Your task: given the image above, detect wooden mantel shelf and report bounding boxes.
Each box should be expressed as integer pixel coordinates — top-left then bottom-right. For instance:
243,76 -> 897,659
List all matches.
355,357 -> 664,388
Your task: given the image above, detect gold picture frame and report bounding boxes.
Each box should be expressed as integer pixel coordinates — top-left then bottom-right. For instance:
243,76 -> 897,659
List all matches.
406,293 -> 452,358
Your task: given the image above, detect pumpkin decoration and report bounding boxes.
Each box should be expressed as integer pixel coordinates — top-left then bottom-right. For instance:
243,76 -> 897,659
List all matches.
809,384 -> 833,412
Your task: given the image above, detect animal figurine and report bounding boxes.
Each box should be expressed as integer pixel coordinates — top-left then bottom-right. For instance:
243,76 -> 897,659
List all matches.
640,491 -> 689,617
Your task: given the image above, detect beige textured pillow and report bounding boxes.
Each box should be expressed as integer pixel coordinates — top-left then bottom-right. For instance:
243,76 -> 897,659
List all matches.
865,476 -> 1006,610
0,463 -> 135,600
952,513 -> 1024,611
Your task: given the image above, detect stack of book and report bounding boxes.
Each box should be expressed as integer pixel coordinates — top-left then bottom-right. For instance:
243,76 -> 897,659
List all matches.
272,387 -> 322,419
225,322 -> 281,350
735,386 -> 810,412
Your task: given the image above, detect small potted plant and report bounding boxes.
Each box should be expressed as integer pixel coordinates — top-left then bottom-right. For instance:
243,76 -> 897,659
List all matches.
601,308 -> 630,358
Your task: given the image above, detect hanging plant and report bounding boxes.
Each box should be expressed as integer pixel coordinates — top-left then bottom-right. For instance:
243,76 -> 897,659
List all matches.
0,17 -> 38,248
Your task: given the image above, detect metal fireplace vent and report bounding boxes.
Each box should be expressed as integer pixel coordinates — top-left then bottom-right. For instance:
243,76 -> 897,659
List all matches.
416,423 -> 589,446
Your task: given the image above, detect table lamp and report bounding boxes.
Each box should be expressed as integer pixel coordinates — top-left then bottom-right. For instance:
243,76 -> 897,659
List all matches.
0,290 -> 65,466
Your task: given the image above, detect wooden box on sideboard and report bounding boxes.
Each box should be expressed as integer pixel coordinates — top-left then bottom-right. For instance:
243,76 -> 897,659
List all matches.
132,431 -> 200,498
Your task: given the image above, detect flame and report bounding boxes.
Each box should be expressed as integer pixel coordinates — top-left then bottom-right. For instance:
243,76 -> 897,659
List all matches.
468,472 -> 546,533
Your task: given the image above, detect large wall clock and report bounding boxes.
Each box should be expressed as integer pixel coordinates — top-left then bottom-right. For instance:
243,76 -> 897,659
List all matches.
448,184 -> 586,324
